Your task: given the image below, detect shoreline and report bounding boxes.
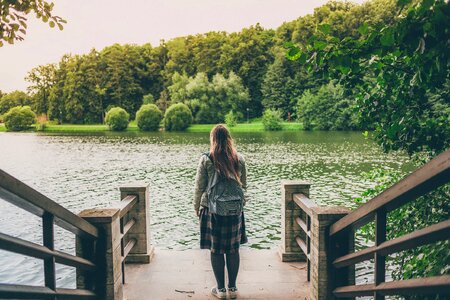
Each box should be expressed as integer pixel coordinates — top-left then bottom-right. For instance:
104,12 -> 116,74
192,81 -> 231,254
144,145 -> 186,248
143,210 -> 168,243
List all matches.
0,122 -> 303,133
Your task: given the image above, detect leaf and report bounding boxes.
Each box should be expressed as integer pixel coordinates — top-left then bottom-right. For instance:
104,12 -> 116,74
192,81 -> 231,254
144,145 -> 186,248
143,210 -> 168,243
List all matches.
358,23 -> 369,35
380,27 -> 395,46
286,46 -> 301,61
318,24 -> 331,35
57,23 -> 63,30
283,41 -> 295,49
314,40 -> 327,50
49,21 -> 55,28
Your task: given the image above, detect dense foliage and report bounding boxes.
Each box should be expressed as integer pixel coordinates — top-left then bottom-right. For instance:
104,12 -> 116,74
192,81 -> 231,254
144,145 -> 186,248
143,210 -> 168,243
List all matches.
286,0 -> 449,155
297,83 -> 359,130
3,105 -> 36,131
225,110 -> 237,127
136,104 -> 162,131
0,90 -> 33,116
164,103 -> 192,131
17,0 -> 400,126
105,107 -> 129,131
262,109 -> 283,131
0,0 -> 65,46
168,71 -> 249,124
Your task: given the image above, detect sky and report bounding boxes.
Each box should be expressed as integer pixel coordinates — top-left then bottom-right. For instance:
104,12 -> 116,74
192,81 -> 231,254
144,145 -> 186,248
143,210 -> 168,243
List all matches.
0,0 -> 366,92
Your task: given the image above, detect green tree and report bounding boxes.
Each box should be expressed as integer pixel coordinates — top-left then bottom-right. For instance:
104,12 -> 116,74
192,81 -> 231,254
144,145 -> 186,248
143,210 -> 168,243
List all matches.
3,105 -> 36,131
0,90 -> 33,115
136,104 -> 162,131
25,63 -> 56,115
225,110 -> 237,127
0,0 -> 66,46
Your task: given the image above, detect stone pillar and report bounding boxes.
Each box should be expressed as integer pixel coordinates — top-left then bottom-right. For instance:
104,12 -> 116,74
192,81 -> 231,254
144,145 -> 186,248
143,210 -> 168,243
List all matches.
279,180 -> 310,262
77,208 -> 123,300
120,183 -> 154,263
309,206 -> 353,300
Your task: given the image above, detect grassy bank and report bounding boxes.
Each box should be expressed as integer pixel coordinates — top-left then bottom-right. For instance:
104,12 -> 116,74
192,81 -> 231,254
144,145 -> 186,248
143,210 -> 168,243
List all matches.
0,121 -> 303,133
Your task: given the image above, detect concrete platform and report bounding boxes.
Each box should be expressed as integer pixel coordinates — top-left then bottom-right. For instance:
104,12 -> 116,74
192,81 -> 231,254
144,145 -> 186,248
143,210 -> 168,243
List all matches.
124,249 -> 309,300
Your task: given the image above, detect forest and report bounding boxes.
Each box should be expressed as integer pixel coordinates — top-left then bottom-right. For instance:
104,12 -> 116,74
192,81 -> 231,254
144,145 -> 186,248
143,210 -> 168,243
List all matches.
1,0 -> 402,130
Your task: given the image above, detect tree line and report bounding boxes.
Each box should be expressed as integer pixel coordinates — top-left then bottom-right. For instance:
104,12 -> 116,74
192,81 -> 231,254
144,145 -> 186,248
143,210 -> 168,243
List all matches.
0,0 -> 404,129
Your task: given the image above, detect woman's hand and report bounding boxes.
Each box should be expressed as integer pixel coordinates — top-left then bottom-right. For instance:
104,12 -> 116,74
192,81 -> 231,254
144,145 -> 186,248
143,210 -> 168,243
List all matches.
195,208 -> 200,217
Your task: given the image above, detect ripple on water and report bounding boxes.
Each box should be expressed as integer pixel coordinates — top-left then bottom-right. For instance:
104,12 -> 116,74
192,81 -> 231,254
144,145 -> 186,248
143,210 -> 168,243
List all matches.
0,131 -> 411,287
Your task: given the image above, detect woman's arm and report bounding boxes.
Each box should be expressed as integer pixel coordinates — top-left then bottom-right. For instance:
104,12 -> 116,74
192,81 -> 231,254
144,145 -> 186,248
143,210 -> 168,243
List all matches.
193,155 -> 208,214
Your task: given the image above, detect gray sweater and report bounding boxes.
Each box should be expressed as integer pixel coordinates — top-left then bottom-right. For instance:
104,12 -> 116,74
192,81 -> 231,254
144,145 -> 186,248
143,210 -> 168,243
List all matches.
193,153 -> 247,210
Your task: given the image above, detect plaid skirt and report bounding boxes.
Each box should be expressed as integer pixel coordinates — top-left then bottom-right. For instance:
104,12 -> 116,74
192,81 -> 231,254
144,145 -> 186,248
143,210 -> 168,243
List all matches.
199,207 -> 248,254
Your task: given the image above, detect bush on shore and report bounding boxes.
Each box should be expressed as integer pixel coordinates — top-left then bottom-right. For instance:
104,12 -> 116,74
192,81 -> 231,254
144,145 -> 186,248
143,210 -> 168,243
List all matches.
164,103 -> 193,131
105,107 -> 129,131
136,104 -> 163,131
3,106 -> 37,131
262,109 -> 283,131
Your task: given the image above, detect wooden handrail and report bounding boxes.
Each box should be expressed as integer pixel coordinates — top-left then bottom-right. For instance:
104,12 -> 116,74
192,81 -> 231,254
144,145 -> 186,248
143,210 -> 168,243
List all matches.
0,284 -> 96,299
119,195 -> 137,218
334,275 -> 450,297
329,149 -> 450,236
0,169 -> 98,239
293,193 -> 317,216
0,232 -> 96,271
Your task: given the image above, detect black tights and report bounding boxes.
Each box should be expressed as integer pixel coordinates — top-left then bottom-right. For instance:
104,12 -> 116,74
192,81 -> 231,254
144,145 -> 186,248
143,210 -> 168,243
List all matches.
210,252 -> 240,289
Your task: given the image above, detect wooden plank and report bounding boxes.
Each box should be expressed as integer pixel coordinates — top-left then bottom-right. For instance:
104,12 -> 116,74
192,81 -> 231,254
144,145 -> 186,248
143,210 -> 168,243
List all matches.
119,195 -> 137,218
0,284 -> 96,299
43,213 -> 56,293
374,209 -> 386,300
295,236 -> 308,258
333,220 -> 450,268
330,149 -> 450,236
122,218 -> 136,238
0,232 -> 96,271
293,193 -> 317,216
122,238 -> 137,262
0,170 -> 98,239
334,275 -> 450,297
295,217 -> 310,237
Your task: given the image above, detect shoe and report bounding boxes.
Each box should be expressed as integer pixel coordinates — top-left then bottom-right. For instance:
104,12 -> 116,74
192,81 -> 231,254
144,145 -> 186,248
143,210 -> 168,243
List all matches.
228,287 -> 238,299
211,287 -> 227,299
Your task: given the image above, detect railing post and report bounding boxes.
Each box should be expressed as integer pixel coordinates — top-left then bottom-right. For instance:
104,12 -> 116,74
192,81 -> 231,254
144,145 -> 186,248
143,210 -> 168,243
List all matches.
309,206 -> 353,300
279,180 -> 310,262
77,208 -> 123,300
120,183 -> 154,263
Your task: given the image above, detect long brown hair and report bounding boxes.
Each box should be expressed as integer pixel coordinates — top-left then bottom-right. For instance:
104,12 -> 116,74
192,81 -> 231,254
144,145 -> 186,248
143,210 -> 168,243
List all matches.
209,124 -> 241,184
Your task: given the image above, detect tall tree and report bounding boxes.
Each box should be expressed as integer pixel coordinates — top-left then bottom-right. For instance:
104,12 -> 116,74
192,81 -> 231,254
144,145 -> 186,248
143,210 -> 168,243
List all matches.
25,63 -> 56,115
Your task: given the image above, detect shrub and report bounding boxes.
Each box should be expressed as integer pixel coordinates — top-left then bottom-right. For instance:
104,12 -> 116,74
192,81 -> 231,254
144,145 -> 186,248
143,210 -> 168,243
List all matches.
36,114 -> 48,131
105,107 -> 129,131
142,94 -> 155,105
262,109 -> 283,131
3,106 -> 37,131
164,103 -> 193,131
225,110 -> 237,127
136,104 -> 163,131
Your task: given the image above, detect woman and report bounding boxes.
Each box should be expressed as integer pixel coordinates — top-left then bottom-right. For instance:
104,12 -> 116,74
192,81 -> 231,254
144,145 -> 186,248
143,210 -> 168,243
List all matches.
194,124 -> 248,299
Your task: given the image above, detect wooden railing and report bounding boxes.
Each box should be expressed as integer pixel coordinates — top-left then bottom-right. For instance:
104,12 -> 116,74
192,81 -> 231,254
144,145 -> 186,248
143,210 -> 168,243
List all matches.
292,193 -> 317,282
0,170 -> 152,299
330,149 -> 450,299
0,169 -> 99,299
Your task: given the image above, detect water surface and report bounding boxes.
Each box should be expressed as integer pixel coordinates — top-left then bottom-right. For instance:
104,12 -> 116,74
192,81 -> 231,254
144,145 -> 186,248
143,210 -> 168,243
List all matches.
0,131 -> 411,287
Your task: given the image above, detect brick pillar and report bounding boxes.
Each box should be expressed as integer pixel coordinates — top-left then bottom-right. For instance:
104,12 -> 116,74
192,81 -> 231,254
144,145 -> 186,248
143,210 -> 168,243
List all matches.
77,208 -> 123,300
120,183 -> 154,263
278,180 -> 310,262
309,206 -> 353,300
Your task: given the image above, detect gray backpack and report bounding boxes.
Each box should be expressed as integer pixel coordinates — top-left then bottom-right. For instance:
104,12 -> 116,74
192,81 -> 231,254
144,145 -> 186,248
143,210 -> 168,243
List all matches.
205,153 -> 244,216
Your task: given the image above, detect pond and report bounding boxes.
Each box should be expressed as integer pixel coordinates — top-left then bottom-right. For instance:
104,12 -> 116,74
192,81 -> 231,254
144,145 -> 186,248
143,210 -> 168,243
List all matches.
0,131 -> 411,288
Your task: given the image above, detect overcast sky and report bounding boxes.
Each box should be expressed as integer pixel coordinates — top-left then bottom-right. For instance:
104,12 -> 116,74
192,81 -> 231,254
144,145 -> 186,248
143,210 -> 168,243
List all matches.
0,0 -> 366,92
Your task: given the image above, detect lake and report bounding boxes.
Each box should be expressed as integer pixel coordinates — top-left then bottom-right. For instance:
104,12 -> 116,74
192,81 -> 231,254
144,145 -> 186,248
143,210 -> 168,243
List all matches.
0,131 -> 411,288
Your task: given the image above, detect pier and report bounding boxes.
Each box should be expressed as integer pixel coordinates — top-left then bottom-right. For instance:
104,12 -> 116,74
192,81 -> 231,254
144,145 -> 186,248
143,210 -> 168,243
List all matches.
0,149 -> 449,299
